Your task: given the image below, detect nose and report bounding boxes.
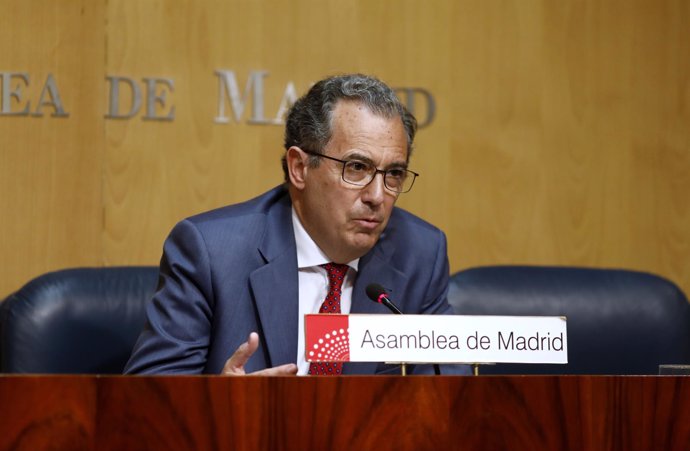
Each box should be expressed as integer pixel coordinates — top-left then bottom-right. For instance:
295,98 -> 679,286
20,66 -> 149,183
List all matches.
360,172 -> 387,207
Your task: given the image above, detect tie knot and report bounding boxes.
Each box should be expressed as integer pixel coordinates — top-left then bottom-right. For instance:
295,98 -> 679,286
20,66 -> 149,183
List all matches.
321,262 -> 349,281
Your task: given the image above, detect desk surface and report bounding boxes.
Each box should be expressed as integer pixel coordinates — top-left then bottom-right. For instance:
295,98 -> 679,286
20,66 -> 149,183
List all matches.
1,375 -> 689,451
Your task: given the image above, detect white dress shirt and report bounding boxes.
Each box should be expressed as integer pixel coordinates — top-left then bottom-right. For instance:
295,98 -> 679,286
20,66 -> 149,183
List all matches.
292,208 -> 358,375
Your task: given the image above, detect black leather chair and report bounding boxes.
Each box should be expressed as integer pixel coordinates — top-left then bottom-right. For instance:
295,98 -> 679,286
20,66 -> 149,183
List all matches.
448,266 -> 690,375
0,266 -> 158,374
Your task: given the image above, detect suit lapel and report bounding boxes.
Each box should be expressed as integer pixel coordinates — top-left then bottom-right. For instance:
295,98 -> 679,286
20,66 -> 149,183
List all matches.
351,253 -> 409,314
249,191 -> 299,368
344,236 -> 410,374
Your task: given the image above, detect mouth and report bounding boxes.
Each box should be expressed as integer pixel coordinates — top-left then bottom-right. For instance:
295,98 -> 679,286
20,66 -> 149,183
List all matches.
353,217 -> 383,231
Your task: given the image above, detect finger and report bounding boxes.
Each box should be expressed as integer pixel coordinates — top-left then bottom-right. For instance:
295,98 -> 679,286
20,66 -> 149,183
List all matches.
250,363 -> 298,376
244,332 -> 260,356
222,332 -> 260,375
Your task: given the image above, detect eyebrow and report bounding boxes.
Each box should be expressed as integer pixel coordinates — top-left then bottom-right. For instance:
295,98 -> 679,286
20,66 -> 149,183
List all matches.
344,151 -> 408,170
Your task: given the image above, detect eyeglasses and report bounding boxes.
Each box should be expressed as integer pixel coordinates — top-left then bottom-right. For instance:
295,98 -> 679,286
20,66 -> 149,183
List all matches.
301,148 -> 419,194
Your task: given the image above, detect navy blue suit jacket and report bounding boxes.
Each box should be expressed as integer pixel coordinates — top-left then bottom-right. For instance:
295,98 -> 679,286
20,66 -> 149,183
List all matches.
125,185 -> 468,375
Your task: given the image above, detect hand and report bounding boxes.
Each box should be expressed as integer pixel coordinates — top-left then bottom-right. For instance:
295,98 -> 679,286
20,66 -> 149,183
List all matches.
221,332 -> 298,376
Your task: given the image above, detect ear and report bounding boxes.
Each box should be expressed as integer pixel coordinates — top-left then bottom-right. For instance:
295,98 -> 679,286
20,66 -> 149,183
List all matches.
286,146 -> 308,189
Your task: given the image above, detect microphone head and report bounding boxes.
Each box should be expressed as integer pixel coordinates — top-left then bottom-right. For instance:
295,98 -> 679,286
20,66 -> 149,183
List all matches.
365,283 -> 388,303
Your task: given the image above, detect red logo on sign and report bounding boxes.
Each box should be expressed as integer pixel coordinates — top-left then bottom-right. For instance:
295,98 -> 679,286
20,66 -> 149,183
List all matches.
305,314 -> 350,362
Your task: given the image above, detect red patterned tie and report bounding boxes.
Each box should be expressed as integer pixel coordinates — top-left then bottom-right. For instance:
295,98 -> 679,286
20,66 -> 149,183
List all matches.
309,262 -> 349,375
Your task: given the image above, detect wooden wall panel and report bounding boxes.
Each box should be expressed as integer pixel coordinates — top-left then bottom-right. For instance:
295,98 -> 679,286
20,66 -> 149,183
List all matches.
444,0 -> 690,292
103,0 -> 290,264
1,0 -> 689,299
0,1 -> 105,296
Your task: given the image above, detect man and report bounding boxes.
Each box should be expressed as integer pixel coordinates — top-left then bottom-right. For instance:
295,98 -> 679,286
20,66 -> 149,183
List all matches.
125,74 -> 468,375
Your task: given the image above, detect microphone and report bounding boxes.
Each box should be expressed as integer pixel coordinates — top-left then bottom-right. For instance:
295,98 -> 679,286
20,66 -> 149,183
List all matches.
365,283 -> 441,376
366,283 -> 403,314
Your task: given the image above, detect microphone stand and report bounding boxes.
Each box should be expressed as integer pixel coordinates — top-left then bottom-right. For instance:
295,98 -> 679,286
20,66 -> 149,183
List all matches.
378,295 -> 439,376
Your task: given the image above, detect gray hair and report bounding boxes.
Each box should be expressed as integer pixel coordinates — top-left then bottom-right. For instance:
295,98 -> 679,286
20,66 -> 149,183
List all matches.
282,74 -> 417,180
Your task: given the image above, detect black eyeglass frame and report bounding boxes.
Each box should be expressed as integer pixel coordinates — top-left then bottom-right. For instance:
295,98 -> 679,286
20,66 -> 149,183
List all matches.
300,148 -> 419,194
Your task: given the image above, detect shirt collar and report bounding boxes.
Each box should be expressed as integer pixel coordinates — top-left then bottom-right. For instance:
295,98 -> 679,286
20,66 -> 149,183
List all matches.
291,207 -> 359,272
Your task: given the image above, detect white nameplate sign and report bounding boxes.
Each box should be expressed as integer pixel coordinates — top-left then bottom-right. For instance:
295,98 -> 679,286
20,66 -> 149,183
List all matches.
305,314 -> 567,364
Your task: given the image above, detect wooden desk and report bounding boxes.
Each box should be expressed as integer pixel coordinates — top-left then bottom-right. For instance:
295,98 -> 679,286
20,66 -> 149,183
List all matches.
1,375 -> 689,451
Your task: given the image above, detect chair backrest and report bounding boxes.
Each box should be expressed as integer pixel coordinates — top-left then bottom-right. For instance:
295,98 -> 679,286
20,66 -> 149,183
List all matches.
0,266 -> 158,374
448,266 -> 690,375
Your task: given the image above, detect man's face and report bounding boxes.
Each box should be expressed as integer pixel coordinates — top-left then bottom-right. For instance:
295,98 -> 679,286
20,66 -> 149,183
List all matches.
290,100 -> 409,263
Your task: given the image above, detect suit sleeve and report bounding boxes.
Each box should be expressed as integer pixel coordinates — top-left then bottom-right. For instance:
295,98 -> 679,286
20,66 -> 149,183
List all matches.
124,219 -> 214,374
